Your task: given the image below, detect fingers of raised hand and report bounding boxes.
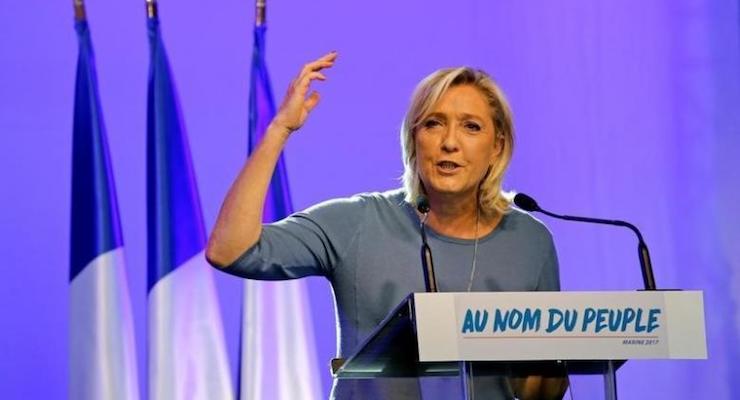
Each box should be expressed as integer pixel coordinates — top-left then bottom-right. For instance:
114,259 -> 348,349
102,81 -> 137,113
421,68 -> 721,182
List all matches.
275,52 -> 336,132
295,72 -> 327,96
305,91 -> 321,112
298,52 -> 337,80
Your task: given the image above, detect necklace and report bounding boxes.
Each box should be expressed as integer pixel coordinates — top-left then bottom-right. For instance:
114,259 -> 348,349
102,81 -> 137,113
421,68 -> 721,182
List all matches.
418,202 -> 481,292
466,205 -> 480,292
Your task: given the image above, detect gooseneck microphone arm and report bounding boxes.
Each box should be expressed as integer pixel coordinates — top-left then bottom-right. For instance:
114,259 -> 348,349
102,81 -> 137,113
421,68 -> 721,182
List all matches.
417,198 -> 473,399
417,198 -> 438,293
514,193 -> 656,291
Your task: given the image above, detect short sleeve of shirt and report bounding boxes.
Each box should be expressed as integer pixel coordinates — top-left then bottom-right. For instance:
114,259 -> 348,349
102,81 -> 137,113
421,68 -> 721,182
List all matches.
221,194 -> 368,281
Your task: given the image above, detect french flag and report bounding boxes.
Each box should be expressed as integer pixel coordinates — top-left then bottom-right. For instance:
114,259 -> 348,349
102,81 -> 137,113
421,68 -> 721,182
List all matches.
69,16 -> 140,400
146,10 -> 234,400
239,21 -> 323,400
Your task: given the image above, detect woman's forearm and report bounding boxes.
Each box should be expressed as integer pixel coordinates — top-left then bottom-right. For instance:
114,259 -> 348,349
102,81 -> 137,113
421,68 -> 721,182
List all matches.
205,124 -> 290,267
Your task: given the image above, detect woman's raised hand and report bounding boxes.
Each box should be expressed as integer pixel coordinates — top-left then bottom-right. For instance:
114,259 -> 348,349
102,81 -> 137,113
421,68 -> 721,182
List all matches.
206,51 -> 338,267
272,51 -> 337,134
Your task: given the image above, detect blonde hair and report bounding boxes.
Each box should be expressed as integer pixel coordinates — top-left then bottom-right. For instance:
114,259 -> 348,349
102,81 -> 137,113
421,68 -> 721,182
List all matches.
400,67 -> 515,216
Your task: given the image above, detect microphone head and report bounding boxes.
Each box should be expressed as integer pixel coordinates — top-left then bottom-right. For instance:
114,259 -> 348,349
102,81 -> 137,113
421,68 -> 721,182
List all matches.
416,196 -> 431,214
513,192 -> 541,212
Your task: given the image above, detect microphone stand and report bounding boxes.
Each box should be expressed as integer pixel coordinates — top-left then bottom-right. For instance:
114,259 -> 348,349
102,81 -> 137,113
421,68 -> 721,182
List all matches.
416,196 -> 439,293
537,210 -> 650,400
419,212 -> 438,293
537,209 -> 656,291
514,193 -> 659,400
418,203 -> 473,400
515,194 -> 657,291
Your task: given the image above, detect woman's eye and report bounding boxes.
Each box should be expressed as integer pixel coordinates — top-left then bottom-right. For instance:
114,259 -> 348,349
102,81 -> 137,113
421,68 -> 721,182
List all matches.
423,119 -> 441,129
464,122 -> 481,131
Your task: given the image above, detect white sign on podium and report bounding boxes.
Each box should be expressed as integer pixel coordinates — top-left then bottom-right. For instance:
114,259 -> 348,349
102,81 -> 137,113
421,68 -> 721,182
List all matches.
414,291 -> 706,362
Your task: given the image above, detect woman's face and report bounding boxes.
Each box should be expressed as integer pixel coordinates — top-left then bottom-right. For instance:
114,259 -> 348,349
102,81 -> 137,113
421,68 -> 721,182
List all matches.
415,84 -> 502,202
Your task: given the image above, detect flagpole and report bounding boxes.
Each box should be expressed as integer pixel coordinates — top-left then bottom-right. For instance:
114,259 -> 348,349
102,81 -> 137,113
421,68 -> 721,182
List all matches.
255,0 -> 265,27
146,0 -> 158,19
73,0 -> 86,21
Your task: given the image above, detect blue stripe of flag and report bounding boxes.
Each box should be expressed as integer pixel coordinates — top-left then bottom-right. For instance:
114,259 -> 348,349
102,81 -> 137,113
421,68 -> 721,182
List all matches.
146,17 -> 206,291
70,20 -> 123,281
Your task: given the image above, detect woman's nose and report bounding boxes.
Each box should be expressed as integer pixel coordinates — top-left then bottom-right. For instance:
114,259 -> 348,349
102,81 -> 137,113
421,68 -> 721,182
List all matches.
440,126 -> 460,152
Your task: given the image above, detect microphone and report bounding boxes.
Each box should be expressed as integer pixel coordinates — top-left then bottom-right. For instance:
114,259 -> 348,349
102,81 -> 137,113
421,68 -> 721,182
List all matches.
514,192 -> 657,291
417,197 -> 438,292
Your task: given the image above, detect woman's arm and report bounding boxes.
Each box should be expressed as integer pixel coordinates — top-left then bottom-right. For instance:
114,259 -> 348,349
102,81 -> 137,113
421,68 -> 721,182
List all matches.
206,52 -> 337,268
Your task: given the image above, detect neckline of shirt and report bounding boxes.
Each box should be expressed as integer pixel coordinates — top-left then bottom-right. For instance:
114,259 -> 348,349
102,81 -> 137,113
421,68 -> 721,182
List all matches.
399,195 -> 509,246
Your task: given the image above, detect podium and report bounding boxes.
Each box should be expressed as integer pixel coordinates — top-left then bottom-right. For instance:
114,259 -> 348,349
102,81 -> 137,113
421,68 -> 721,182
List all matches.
332,291 -> 706,399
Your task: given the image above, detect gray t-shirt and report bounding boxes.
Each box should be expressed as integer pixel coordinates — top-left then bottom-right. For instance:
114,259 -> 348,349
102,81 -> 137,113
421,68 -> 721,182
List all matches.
224,189 -> 560,399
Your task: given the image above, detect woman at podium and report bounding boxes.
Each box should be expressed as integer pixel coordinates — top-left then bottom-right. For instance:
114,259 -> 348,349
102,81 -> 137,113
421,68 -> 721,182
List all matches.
207,52 -> 567,399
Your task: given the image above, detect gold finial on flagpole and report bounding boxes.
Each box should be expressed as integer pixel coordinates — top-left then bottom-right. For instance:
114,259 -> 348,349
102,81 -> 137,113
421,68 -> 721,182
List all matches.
146,0 -> 158,18
73,0 -> 86,21
255,0 -> 266,27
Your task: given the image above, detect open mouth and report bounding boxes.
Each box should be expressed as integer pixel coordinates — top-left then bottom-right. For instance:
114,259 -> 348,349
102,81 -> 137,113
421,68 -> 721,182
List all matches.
437,161 -> 462,171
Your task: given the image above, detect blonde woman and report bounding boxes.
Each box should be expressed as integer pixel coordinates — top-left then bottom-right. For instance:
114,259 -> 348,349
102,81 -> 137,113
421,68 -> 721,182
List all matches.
207,52 -> 567,400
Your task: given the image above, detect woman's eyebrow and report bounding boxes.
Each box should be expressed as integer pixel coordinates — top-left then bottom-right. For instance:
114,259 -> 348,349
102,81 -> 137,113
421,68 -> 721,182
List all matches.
423,112 -> 448,120
457,112 -> 485,121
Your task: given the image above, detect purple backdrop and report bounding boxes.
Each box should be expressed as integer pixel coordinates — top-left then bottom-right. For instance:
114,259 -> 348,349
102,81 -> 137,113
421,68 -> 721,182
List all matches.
1,0 -> 739,398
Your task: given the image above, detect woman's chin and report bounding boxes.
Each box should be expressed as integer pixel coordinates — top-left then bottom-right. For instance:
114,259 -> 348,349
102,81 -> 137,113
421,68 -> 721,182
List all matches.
425,184 -> 475,199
